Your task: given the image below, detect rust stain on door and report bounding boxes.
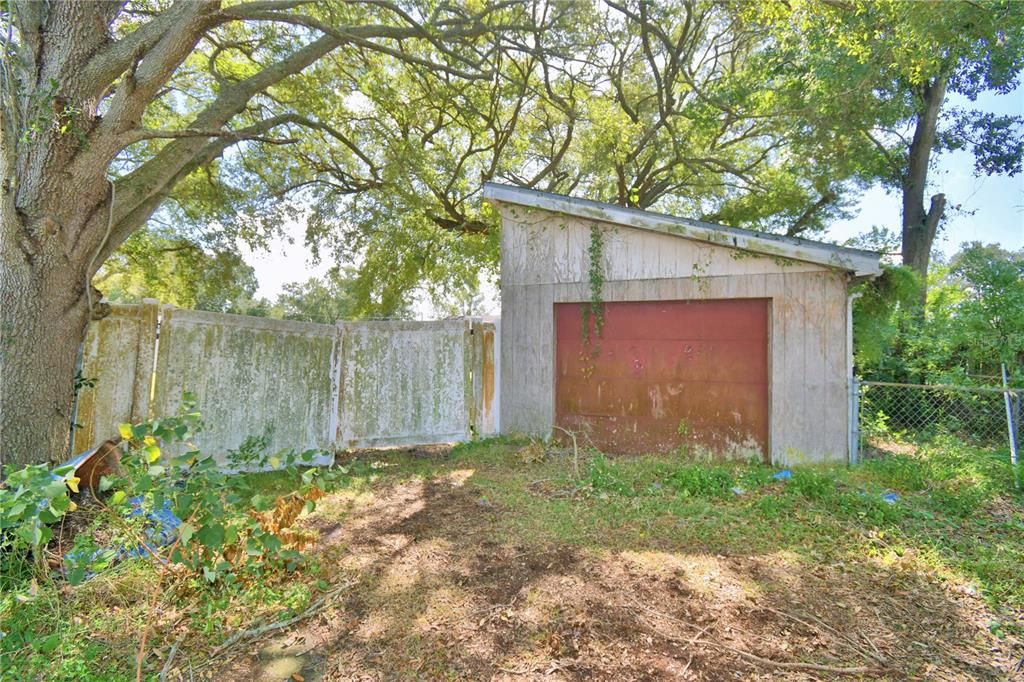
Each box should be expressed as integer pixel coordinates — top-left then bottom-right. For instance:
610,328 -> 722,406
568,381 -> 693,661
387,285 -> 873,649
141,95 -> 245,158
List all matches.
555,299 -> 769,460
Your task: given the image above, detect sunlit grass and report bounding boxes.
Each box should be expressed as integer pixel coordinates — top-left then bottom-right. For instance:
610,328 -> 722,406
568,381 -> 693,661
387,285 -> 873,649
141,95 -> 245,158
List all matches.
3,433 -> 1021,680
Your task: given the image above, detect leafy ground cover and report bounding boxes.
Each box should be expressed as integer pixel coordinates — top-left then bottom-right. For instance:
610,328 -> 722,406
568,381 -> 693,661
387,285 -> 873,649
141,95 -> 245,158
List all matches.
2,436 -> 1022,680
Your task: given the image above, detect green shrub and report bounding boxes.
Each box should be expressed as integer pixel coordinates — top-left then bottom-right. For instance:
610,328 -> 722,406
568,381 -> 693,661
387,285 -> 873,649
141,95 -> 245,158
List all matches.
662,464 -> 734,498
585,454 -> 633,496
0,461 -> 82,585
786,469 -> 837,501
2,394 -> 338,589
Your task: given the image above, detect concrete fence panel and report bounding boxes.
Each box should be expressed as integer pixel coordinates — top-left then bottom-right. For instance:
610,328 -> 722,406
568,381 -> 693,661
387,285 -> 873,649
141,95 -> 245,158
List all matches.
336,320 -> 472,448
74,300 -> 158,451
74,304 -> 496,463
151,307 -> 338,465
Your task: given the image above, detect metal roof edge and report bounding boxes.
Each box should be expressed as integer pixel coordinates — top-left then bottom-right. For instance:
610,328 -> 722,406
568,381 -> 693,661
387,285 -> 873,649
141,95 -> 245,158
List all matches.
483,182 -> 883,277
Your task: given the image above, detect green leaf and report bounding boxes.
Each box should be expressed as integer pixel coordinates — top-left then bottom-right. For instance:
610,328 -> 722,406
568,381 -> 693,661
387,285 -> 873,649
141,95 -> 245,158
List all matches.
179,522 -> 195,544
110,490 -> 127,506
197,523 -> 225,549
67,566 -> 87,586
33,633 -> 60,654
261,534 -> 282,552
50,495 -> 71,513
98,475 -> 114,492
145,444 -> 162,463
15,525 -> 36,546
148,465 -> 166,477
131,423 -> 150,440
42,480 -> 68,499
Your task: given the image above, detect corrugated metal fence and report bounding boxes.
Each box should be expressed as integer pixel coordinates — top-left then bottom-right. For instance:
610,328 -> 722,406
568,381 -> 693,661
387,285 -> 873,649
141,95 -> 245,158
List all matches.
73,300 -> 497,464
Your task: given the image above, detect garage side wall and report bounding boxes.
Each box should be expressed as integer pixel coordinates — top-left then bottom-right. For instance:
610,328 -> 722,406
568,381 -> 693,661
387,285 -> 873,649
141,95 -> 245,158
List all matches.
498,207 -> 849,465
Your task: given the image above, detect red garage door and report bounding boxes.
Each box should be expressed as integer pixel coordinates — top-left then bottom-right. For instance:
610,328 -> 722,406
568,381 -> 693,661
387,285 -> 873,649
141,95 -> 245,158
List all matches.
555,299 -> 769,460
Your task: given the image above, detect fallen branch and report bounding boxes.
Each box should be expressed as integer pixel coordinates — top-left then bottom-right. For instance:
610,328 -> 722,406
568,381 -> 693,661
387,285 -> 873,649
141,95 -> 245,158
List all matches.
624,596 -> 883,677
158,634 -> 184,681
758,605 -> 887,666
697,640 -> 881,676
207,579 -> 355,660
496,658 -> 576,675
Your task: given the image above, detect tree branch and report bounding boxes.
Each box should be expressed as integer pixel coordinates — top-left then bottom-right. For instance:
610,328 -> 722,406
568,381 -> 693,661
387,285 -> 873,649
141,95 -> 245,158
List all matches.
220,9 -> 496,80
787,190 -> 838,236
124,127 -> 297,145
80,2 -> 213,100
99,34 -> 342,247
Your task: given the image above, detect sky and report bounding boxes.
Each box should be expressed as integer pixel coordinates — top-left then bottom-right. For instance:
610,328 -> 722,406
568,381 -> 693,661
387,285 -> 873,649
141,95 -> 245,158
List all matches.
826,88 -> 1024,258
244,88 -> 1023,307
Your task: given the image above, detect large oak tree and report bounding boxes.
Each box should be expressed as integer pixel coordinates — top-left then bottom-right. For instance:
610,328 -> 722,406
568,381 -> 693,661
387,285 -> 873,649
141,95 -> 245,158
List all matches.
0,0 -> 556,468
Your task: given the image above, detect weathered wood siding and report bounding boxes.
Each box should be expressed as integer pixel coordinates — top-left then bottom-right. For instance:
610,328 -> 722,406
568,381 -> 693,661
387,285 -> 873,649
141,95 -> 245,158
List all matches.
498,208 -> 850,465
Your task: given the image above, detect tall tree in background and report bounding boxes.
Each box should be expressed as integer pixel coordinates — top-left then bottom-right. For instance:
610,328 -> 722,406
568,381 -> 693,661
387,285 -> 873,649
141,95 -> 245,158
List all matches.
0,0 -> 557,468
95,228 -> 258,312
915,243 -> 1024,383
759,0 -> 1024,288
208,0 -> 880,312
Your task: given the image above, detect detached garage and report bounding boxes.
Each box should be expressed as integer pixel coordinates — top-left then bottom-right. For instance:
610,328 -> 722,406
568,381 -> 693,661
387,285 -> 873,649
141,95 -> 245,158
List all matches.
483,183 -> 883,465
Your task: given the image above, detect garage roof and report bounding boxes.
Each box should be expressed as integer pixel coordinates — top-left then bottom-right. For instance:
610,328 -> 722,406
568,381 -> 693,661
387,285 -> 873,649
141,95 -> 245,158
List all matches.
483,182 -> 883,278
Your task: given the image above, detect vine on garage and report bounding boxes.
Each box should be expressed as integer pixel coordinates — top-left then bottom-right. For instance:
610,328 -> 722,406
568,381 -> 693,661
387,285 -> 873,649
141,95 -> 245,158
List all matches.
581,223 -> 606,379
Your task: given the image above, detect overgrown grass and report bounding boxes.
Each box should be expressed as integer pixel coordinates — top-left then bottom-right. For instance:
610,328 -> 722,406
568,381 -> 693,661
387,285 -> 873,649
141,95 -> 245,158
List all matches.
3,435 -> 1021,679
0,464 -> 373,681
450,436 -> 1024,617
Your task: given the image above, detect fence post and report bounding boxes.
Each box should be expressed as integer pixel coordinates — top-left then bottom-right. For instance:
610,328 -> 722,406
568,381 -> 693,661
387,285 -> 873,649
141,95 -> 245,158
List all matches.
131,298 -> 160,422
848,377 -> 860,466
1002,364 -> 1020,489
466,319 -> 479,437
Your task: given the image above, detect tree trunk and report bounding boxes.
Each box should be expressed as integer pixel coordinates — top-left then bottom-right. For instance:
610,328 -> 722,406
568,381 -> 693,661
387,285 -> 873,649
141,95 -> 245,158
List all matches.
0,214 -> 94,470
902,74 -> 948,299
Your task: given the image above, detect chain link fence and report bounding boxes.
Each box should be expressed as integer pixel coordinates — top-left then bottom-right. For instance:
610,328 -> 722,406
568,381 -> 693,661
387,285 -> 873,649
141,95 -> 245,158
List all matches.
854,380 -> 1021,461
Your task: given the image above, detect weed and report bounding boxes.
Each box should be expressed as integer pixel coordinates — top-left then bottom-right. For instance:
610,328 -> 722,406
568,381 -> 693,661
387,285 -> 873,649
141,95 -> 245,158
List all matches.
5,433 -> 1022,679
450,435 -> 528,463
585,454 -> 633,496
662,464 -> 734,498
786,468 -> 838,500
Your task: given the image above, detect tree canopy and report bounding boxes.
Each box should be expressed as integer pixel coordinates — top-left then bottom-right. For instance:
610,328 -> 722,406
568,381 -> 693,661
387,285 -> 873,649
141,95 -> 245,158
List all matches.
1,0 -> 1021,466
131,0 -> 1024,315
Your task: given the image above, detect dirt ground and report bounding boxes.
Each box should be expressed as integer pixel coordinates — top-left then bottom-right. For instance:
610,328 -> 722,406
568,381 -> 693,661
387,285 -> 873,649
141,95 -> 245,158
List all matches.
209,450 -> 1023,681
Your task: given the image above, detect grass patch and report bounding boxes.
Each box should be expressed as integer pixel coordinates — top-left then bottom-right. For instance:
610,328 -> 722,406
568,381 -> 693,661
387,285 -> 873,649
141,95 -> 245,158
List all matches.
3,434 -> 1021,679
0,465 -> 374,681
457,438 -> 1023,614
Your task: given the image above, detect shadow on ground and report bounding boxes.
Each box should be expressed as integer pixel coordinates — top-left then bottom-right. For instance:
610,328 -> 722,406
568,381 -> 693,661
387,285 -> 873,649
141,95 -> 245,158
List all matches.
213,457 -> 1021,681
